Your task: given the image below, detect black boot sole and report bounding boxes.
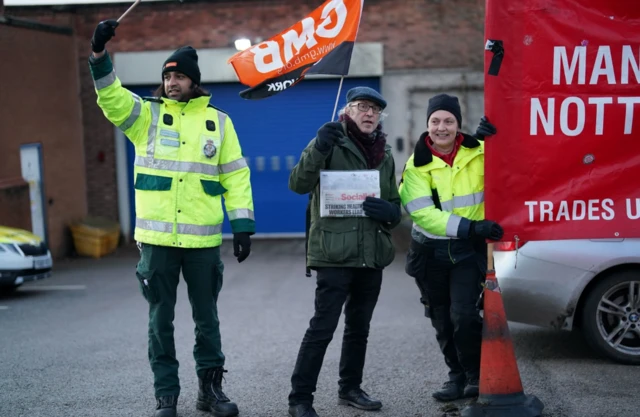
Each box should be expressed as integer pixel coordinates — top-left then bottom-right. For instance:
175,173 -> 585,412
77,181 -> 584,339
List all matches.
431,392 -> 463,402
153,409 -> 176,417
196,401 -> 239,417
337,398 -> 383,411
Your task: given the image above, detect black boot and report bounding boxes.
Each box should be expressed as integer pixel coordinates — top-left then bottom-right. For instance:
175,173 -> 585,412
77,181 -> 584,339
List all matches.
154,396 -> 177,417
197,367 -> 239,417
463,377 -> 479,398
432,380 -> 464,402
288,403 -> 319,417
338,388 -> 382,410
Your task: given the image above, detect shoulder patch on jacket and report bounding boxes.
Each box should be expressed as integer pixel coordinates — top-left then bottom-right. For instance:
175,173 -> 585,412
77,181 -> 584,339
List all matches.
413,132 -> 433,167
142,96 -> 163,103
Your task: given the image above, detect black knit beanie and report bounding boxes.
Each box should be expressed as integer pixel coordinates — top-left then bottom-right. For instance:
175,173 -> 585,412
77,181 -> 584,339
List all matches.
161,46 -> 201,85
426,93 -> 462,128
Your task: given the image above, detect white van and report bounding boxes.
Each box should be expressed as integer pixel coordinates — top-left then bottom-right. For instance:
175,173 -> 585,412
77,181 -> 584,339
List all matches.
0,225 -> 52,292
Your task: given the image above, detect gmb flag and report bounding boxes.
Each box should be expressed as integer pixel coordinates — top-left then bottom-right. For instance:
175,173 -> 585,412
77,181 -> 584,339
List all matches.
227,0 -> 364,99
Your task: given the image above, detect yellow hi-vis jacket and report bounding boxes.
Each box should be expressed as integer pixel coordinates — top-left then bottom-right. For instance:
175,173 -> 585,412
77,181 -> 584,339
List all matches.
399,133 -> 485,240
89,52 -> 255,248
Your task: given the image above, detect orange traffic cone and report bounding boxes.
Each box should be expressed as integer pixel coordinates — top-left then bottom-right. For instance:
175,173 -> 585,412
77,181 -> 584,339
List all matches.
461,245 -> 544,417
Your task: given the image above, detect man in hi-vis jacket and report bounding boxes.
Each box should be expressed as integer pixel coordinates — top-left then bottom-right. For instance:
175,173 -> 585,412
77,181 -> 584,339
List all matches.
88,19 -> 254,417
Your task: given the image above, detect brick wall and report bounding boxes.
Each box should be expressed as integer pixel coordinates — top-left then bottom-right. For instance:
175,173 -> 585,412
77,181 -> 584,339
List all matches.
0,22 -> 87,258
7,0 -> 485,229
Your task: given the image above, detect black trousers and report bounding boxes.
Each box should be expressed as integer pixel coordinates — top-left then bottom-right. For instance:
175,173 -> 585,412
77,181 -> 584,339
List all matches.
289,267 -> 383,406
408,241 -> 484,383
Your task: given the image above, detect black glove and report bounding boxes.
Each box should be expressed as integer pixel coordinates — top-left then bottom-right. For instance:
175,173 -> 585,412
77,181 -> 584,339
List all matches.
474,116 -> 497,140
362,196 -> 401,224
470,220 -> 504,241
314,122 -> 343,154
91,20 -> 119,53
233,232 -> 251,263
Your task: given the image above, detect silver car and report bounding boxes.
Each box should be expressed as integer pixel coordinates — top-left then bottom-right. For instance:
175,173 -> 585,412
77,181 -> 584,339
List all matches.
494,238 -> 640,365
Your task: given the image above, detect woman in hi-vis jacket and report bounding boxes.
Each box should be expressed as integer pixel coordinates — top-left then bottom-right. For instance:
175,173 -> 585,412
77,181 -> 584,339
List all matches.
400,93 -> 503,402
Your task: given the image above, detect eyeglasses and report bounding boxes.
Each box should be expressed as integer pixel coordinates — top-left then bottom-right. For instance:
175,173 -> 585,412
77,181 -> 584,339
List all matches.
350,102 -> 383,114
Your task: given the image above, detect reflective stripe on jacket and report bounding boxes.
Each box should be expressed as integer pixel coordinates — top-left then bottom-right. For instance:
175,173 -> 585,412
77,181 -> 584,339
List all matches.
89,52 -> 255,248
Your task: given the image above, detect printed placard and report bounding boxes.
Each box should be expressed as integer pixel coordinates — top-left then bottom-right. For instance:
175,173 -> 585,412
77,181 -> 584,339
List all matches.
319,170 -> 380,217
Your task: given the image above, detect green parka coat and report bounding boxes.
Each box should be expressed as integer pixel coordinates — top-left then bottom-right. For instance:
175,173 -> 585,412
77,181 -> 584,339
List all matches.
289,122 -> 401,269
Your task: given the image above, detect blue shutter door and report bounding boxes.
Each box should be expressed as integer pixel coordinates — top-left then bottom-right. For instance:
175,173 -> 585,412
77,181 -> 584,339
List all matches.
125,77 -> 380,237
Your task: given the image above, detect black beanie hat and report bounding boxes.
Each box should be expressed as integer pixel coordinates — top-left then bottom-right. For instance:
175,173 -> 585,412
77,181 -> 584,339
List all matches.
162,46 -> 201,85
426,93 -> 462,128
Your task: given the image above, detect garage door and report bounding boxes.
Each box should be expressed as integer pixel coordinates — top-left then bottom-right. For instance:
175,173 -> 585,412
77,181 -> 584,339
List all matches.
125,77 -> 380,237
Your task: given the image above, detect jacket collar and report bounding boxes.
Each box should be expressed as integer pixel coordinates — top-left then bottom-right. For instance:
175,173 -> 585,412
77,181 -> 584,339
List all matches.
161,95 -> 211,112
413,131 -> 481,167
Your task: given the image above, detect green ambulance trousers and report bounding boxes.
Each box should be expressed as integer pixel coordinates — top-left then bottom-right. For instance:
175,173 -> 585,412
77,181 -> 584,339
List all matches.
135,243 -> 225,398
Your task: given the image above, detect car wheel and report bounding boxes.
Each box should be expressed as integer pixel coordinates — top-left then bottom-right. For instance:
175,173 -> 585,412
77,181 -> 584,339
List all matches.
582,270 -> 640,365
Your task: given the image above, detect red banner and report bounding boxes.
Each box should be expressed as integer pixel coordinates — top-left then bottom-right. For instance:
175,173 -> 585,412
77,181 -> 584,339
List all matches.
227,0 -> 363,99
484,0 -> 640,241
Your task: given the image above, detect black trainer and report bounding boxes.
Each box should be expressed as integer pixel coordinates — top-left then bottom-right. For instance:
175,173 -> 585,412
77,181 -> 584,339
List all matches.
338,388 -> 382,410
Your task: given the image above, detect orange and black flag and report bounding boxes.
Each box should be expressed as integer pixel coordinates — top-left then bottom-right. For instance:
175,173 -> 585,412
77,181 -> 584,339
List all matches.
227,0 -> 364,99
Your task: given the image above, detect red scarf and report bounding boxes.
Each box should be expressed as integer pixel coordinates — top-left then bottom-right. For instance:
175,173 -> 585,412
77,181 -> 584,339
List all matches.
426,133 -> 464,166
339,114 -> 387,169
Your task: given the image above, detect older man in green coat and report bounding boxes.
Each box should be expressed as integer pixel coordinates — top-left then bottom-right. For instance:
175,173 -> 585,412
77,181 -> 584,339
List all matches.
287,87 -> 402,417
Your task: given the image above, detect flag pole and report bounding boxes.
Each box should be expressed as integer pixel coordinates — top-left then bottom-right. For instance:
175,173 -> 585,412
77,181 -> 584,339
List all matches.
331,76 -> 345,121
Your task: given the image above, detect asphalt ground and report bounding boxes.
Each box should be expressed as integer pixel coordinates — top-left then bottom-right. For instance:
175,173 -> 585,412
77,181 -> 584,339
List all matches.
1,239 -> 639,417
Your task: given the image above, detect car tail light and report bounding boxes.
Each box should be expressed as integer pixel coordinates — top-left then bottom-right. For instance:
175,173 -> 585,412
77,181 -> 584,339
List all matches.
493,241 -> 527,251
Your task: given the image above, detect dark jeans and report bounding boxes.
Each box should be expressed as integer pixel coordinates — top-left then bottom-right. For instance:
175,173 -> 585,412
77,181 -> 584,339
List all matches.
136,243 -> 225,398
289,267 -> 383,406
413,252 -> 484,383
